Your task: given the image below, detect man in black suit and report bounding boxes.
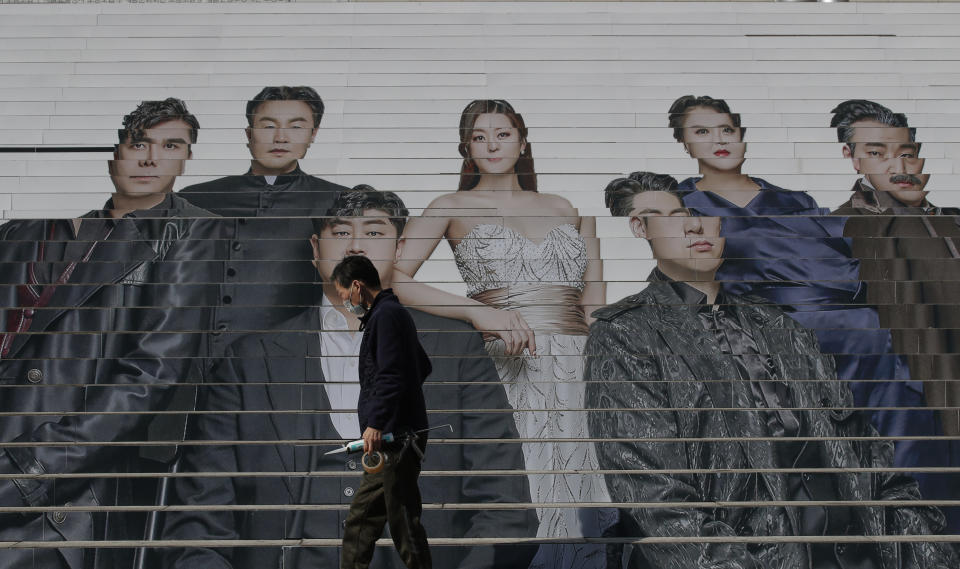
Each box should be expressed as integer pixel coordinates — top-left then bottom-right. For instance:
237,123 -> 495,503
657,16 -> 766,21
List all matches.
162,186 -> 537,568
178,86 -> 349,354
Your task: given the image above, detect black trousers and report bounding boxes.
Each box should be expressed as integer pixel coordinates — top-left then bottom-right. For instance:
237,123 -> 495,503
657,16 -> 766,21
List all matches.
341,438 -> 431,569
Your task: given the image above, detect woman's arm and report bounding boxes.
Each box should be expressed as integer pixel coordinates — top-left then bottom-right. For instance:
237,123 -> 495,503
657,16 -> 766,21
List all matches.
578,215 -> 605,325
393,197 -> 536,355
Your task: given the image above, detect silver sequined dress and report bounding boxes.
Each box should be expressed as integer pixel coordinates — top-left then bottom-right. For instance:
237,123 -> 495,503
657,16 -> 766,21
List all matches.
454,223 -> 614,569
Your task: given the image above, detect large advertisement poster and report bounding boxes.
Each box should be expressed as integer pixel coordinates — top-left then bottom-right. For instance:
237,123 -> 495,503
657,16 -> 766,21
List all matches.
1,2 -> 959,568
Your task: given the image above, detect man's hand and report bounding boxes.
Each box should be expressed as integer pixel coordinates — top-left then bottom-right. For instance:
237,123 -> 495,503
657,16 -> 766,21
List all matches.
362,427 -> 383,453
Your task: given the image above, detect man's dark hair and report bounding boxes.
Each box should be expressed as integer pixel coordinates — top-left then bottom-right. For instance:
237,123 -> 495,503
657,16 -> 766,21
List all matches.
605,172 -> 680,217
829,99 -> 916,152
118,98 -> 199,145
246,86 -> 324,128
667,95 -> 745,143
330,255 -> 382,291
313,184 -> 409,237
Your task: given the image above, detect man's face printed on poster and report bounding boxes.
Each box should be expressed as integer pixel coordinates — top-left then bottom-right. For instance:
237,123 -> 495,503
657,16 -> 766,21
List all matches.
109,119 -> 192,197
311,209 -> 403,287
629,190 -> 725,277
844,121 -> 929,207
246,99 -> 318,175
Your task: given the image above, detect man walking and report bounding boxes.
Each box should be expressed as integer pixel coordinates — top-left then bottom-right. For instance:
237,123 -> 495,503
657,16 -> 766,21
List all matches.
332,254 -> 433,569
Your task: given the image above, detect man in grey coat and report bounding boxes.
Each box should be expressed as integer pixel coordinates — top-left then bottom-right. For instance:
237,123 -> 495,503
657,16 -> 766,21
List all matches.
586,173 -> 957,569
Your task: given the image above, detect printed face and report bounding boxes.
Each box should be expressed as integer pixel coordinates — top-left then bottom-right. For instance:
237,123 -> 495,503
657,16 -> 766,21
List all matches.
311,209 -> 402,287
468,113 -> 526,176
680,107 -> 746,173
246,100 -> 317,175
109,119 -> 192,197
629,191 -> 724,277
843,120 -> 928,207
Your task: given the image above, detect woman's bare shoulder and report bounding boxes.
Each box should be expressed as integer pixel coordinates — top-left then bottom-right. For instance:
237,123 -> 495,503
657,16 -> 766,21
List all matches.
536,192 -> 578,214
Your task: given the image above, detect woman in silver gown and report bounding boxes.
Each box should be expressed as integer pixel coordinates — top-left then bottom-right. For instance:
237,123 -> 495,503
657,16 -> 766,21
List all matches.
393,99 -> 614,569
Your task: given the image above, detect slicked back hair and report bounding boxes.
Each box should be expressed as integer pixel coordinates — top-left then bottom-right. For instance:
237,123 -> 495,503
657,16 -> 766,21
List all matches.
605,172 -> 681,217
829,99 -> 916,152
118,98 -> 199,145
314,184 -> 410,238
246,86 -> 324,128
330,254 -> 382,291
458,99 -> 537,192
667,95 -> 745,143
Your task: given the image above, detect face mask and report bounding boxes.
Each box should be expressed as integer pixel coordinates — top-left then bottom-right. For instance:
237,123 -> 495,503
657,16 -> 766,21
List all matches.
343,285 -> 368,317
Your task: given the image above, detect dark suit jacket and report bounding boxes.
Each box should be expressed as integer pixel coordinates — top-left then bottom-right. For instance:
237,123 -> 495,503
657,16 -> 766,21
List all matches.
834,180 -> 960,533
178,168 -> 347,354
834,180 -> 960,436
161,307 -> 537,569
585,279 -> 957,569
0,194 -> 219,569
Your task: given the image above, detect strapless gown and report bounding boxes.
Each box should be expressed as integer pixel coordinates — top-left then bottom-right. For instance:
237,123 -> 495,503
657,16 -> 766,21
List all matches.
454,223 -> 615,569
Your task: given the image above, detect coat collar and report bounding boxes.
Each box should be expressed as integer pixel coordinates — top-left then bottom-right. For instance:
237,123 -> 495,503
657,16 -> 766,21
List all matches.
243,164 -> 308,188
358,288 -> 396,329
849,178 -> 935,215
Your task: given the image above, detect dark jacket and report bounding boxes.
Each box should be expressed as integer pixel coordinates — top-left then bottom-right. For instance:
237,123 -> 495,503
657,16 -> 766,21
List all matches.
178,168 -> 347,354
0,193 -> 220,569
834,180 -> 960,436
161,307 -> 537,569
585,278 -> 956,569
833,180 -> 960,533
358,289 -> 430,434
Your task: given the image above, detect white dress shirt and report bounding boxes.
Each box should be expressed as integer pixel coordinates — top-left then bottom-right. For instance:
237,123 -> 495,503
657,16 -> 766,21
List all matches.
318,294 -> 363,439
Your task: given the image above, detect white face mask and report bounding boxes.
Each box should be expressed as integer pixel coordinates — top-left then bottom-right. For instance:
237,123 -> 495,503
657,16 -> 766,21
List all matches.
343,285 -> 368,317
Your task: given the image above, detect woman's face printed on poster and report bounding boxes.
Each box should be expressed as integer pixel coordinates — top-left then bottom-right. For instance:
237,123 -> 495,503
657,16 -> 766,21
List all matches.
468,112 -> 527,176
681,107 -> 746,172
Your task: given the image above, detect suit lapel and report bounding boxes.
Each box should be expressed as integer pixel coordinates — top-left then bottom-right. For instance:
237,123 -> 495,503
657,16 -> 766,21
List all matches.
5,219 -> 156,360
259,337 -> 300,497
260,309 -> 336,501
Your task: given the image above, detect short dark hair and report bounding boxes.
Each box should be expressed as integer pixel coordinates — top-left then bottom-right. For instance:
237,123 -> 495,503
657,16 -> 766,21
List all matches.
118,98 -> 199,145
605,172 -> 680,217
330,255 -> 382,291
667,95 -> 745,143
313,184 -> 409,237
829,99 -> 916,152
246,86 -> 324,128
